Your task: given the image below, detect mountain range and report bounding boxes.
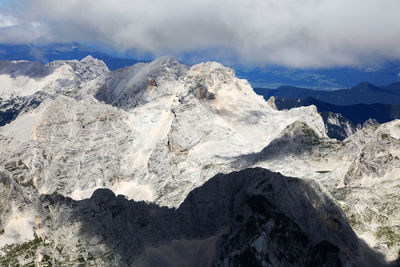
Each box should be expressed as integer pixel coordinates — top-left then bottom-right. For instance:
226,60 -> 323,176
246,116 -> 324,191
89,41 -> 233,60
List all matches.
1,42 -> 400,90
235,64 -> 400,90
270,97 -> 400,126
0,43 -> 142,70
255,82 -> 400,105
0,56 -> 399,266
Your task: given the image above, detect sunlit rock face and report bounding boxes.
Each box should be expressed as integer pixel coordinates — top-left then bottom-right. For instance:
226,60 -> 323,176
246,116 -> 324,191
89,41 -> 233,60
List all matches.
0,56 -> 399,264
0,56 -> 326,207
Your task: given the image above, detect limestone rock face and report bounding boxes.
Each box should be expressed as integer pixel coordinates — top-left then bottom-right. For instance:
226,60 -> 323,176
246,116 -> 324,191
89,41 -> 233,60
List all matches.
92,56 -> 188,110
0,57 -> 327,208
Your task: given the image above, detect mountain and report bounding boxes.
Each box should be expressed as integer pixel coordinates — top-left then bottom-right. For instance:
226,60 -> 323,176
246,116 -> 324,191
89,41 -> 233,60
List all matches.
0,55 -> 109,126
0,43 -> 142,70
255,82 -> 400,105
0,56 -> 326,208
262,96 -> 357,140
0,56 -> 400,264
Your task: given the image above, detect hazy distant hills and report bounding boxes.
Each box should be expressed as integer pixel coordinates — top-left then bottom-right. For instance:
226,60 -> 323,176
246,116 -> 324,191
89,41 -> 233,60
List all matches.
255,82 -> 400,105
235,63 -> 400,89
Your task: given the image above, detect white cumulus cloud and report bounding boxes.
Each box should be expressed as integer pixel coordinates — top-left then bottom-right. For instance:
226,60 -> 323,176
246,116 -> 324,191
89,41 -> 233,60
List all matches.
0,12 -> 16,28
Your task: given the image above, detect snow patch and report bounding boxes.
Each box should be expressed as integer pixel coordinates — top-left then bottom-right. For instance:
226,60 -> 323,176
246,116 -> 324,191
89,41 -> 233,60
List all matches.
1,108 -> 41,142
388,120 -> 400,139
113,180 -> 155,202
359,232 -> 378,249
70,181 -> 155,202
0,212 -> 36,248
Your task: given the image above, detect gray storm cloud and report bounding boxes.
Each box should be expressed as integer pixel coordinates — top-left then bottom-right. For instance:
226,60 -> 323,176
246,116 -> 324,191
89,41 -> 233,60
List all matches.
1,0 -> 400,67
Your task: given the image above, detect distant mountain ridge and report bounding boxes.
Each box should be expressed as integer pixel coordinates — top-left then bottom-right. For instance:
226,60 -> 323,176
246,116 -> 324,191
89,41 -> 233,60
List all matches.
255,82 -> 400,105
0,43 -> 143,70
272,96 -> 400,126
235,62 -> 400,89
2,42 -> 400,89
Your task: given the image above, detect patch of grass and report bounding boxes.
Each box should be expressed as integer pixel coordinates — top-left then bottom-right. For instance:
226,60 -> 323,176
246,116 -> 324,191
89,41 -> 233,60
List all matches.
302,126 -> 315,137
0,233 -> 43,266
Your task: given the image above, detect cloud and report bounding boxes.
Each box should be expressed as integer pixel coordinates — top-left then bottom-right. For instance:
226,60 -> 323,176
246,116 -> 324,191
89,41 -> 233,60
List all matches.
2,0 -> 400,68
0,12 -> 16,28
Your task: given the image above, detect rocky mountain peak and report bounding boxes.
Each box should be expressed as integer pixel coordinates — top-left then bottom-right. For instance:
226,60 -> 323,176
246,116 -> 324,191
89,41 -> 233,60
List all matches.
266,96 -> 278,110
92,56 -> 188,110
46,56 -> 109,81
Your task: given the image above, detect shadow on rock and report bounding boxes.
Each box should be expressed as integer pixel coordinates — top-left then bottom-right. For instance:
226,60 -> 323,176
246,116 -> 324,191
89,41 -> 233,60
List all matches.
222,121 -> 330,170
38,168 -> 393,266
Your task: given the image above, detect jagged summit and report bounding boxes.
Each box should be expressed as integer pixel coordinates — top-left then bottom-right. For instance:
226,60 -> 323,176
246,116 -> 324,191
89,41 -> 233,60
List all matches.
91,55 -> 188,109
0,55 -> 109,100
45,55 -> 109,81
80,55 -> 100,63
0,55 -> 110,126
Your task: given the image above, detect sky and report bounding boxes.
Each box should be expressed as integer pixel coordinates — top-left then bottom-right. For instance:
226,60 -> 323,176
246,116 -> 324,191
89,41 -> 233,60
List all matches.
1,0 -> 400,68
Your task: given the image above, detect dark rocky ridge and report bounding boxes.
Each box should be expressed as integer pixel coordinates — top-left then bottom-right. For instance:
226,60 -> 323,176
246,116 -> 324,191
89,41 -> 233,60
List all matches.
31,168 -> 391,266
